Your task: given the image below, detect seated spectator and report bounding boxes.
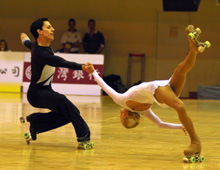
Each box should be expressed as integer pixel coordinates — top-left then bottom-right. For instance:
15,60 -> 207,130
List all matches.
56,42 -> 71,53
0,39 -> 10,51
83,19 -> 105,54
60,19 -> 81,53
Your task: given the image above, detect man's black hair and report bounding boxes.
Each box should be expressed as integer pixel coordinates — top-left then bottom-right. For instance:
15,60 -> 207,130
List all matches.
88,19 -> 96,24
68,18 -> 77,32
68,18 -> 76,25
30,18 -> 48,39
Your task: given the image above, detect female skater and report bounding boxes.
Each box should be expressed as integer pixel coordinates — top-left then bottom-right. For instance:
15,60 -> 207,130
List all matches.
84,25 -> 202,157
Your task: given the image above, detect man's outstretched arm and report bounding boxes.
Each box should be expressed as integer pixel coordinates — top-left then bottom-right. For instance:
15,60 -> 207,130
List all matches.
20,33 -> 32,49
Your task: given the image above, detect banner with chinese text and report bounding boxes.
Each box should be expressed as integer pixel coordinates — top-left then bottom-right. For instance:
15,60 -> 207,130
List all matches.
23,53 -> 104,95
0,52 -> 24,85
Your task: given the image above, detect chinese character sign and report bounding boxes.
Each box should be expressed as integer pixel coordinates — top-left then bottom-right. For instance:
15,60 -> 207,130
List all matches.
23,52 -> 104,95
0,52 -> 24,84
72,70 -> 84,80
23,62 -> 103,85
57,68 -> 69,81
54,65 -> 103,84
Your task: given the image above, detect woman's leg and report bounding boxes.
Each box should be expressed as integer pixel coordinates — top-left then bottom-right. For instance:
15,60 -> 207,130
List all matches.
154,86 -> 201,156
170,26 -> 198,96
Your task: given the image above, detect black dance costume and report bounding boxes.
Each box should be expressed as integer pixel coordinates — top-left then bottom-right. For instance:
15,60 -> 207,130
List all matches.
23,39 -> 90,142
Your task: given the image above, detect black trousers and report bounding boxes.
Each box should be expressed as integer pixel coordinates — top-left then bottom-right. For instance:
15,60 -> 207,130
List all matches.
27,85 -> 90,142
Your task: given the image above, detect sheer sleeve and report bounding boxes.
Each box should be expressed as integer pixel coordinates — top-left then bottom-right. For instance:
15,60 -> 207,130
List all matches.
144,109 -> 182,129
92,70 -> 122,105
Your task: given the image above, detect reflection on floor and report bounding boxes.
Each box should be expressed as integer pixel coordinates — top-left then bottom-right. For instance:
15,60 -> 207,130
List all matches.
0,93 -> 220,170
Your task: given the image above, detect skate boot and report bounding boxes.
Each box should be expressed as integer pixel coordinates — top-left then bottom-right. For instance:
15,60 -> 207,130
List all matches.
183,143 -> 204,163
20,117 -> 37,145
77,132 -> 94,150
187,25 -> 211,53
20,117 -> 32,144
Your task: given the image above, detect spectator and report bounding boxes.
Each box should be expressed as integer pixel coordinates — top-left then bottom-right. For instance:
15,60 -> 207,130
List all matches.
60,19 -> 81,53
0,39 -> 10,51
83,19 -> 105,54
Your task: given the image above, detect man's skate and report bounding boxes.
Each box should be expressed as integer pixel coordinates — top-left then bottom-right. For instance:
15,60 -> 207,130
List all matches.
19,117 -> 32,145
77,141 -> 95,150
187,25 -> 211,53
183,143 -> 204,163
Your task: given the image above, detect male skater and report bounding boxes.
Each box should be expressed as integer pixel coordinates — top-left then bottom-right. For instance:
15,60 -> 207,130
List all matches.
20,18 -> 91,148
84,25 -> 203,157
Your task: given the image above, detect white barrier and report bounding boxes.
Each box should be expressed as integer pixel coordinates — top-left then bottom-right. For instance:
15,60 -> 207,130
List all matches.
0,52 -> 104,95
0,52 -> 24,92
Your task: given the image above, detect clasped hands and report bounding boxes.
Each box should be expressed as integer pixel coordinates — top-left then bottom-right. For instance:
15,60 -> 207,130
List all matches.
82,62 -> 95,74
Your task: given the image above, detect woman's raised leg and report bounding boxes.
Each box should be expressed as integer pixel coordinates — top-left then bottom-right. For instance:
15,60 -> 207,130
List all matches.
170,26 -> 199,96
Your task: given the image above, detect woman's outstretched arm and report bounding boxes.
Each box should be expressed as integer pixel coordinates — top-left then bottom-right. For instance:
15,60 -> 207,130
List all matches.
92,70 -> 122,104
144,109 -> 183,129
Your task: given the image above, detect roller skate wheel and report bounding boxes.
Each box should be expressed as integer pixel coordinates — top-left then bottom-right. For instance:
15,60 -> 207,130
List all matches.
195,28 -> 201,34
205,41 -> 211,48
188,33 -> 195,39
198,46 -> 204,53
24,132 -> 29,139
83,144 -> 89,150
90,142 -> 95,148
190,157 -> 196,163
200,156 -> 205,162
187,25 -> 194,31
183,157 -> 190,163
19,117 -> 25,123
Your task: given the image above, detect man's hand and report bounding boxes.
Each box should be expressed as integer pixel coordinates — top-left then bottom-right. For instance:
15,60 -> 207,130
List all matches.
20,33 -> 29,44
82,62 -> 95,74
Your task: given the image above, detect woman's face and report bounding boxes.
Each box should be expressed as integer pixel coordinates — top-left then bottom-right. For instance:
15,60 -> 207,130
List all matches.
0,42 -> 6,51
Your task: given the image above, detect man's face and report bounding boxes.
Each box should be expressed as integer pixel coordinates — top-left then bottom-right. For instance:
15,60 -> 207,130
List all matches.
38,21 -> 55,42
68,21 -> 75,30
88,21 -> 96,31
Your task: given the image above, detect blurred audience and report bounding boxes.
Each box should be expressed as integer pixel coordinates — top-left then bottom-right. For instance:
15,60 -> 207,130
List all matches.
0,39 -> 10,51
83,19 -> 105,54
56,42 -> 71,53
60,18 -> 81,53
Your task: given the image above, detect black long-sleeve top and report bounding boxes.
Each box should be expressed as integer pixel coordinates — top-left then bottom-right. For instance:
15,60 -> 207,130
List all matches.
24,40 -> 82,89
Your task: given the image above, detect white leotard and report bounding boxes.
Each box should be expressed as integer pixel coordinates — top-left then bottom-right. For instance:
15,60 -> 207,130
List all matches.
92,70 -> 182,130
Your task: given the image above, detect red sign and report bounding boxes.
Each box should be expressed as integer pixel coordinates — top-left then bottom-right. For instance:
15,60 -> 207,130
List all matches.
23,62 -> 103,85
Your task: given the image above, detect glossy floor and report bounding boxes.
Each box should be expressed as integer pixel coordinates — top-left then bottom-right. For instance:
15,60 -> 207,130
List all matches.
0,93 -> 220,170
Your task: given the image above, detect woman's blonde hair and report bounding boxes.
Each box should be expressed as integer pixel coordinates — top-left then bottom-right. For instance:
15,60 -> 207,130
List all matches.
122,112 -> 140,129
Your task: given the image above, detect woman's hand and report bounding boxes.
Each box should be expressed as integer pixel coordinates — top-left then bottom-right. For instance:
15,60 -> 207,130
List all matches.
182,126 -> 188,136
82,62 -> 95,74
